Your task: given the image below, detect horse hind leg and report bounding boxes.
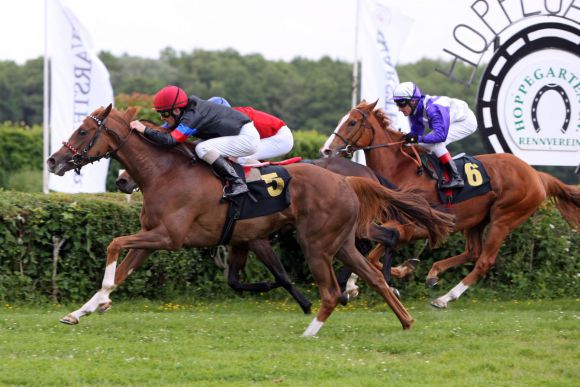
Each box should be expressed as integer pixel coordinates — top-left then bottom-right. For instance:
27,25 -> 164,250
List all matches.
426,222 -> 487,289
301,252 -> 343,337
336,243 -> 414,330
431,208 -> 535,308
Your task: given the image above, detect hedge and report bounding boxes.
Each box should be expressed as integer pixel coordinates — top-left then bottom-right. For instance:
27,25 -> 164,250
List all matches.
1,189 -> 578,304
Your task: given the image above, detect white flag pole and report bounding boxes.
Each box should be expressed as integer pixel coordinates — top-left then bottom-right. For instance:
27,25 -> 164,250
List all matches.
351,0 -> 360,108
42,0 -> 50,194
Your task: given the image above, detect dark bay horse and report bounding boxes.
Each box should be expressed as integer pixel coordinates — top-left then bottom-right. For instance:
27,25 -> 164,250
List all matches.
47,105 -> 454,335
322,100 -> 580,308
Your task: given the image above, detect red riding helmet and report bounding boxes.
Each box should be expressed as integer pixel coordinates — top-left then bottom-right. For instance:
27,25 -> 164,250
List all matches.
153,85 -> 188,111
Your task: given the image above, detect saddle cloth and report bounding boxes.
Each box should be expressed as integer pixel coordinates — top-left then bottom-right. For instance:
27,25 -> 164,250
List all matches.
229,164 -> 292,219
422,154 -> 492,205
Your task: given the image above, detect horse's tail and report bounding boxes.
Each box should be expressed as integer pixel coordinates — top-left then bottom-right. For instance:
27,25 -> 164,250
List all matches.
345,176 -> 455,247
538,172 -> 580,229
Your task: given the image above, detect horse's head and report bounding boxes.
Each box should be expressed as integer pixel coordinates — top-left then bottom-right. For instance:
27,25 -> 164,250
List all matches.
116,169 -> 139,193
47,105 -> 138,176
320,100 -> 379,158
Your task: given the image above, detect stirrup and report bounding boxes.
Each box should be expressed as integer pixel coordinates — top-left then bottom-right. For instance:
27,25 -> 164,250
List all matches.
440,178 -> 464,189
223,183 -> 249,198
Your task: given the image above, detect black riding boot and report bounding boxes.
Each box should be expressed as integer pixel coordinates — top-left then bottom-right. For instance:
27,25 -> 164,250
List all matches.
211,156 -> 249,198
440,158 -> 464,189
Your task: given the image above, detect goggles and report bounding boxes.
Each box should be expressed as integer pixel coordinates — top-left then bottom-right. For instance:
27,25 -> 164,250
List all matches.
394,99 -> 411,107
158,110 -> 172,118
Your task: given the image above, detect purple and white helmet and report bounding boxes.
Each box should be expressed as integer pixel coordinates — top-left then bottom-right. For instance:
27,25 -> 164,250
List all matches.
393,82 -> 422,101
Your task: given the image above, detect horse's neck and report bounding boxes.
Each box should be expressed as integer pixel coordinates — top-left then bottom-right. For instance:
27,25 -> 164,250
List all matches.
364,118 -> 419,185
114,134 -> 194,191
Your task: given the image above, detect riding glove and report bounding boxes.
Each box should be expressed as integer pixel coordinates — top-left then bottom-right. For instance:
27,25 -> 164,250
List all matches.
404,133 -> 418,143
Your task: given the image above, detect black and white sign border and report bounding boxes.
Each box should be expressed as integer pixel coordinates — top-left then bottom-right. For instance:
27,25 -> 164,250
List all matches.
477,22 -> 579,154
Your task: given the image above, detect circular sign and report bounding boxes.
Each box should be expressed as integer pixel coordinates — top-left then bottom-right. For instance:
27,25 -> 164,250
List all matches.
477,22 -> 579,166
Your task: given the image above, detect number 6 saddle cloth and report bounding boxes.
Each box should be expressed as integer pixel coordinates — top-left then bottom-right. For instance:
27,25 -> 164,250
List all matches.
422,154 -> 492,206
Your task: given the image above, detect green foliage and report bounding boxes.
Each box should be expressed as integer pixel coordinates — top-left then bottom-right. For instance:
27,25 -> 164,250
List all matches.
1,51 -> 577,185
0,124 -> 43,172
0,191 -> 227,303
287,130 -> 327,160
0,190 -> 577,304
6,169 -> 42,192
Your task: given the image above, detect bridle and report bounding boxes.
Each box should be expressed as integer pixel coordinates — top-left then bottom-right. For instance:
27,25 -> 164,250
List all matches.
62,113 -> 134,174
334,107 -> 423,173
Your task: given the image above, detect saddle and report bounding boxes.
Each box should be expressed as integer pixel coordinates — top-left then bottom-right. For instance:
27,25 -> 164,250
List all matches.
217,161 -> 297,245
421,153 -> 492,206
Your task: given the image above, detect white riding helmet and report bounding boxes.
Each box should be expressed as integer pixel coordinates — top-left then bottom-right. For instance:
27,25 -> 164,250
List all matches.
393,82 -> 422,101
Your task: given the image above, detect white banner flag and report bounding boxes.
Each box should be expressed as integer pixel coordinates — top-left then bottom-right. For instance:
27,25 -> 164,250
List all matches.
47,0 -> 114,193
359,0 -> 413,132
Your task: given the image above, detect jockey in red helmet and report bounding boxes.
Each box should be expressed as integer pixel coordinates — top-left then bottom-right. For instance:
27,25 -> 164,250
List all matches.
393,81 -> 478,189
130,86 -> 260,198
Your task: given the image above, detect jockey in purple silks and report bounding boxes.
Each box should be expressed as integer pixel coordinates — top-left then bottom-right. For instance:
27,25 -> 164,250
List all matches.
393,81 -> 478,189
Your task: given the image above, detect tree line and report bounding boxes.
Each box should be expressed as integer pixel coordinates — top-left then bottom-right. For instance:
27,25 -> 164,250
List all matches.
0,49 -> 575,182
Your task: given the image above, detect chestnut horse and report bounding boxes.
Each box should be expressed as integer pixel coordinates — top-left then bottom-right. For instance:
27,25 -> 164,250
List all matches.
116,157 -> 437,311
47,104 -> 454,335
322,100 -> 580,308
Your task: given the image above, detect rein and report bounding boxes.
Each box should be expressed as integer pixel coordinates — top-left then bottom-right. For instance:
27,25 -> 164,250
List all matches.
62,113 -> 134,174
337,108 -> 423,173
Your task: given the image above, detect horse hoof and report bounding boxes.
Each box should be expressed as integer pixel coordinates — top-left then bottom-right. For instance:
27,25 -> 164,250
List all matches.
406,258 -> 420,269
302,303 -> 312,315
60,314 -> 79,325
392,287 -> 401,300
339,292 -> 350,306
346,287 -> 359,299
425,277 -> 438,288
430,299 -> 448,309
98,301 -> 112,314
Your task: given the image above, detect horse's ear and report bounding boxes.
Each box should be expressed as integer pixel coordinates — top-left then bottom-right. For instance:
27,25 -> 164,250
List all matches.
125,106 -> 141,121
368,99 -> 379,111
103,103 -> 113,118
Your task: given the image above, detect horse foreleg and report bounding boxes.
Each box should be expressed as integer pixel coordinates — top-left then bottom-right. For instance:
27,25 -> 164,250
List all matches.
61,229 -> 172,325
248,240 -> 312,314
61,248 -> 152,324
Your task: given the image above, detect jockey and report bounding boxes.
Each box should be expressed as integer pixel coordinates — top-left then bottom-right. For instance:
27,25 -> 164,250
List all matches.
393,81 -> 478,189
129,85 -> 259,198
208,97 -> 294,165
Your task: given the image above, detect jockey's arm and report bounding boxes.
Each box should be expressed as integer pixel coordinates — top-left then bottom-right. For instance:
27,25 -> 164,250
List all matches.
144,123 -> 199,146
421,106 -> 450,143
143,127 -> 178,146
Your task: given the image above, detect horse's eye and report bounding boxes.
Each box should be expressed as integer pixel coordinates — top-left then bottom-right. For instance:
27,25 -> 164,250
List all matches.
78,129 -> 87,136
349,120 -> 357,126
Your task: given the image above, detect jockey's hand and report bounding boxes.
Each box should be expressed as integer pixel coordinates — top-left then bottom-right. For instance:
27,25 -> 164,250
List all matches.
404,133 -> 418,144
130,120 -> 146,133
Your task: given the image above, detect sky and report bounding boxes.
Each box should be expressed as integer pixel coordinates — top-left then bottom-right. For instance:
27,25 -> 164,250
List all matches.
1,0 -> 466,65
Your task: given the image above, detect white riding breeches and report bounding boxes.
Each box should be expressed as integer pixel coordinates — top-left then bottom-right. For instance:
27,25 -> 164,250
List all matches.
195,122 -> 260,163
237,126 -> 293,164
421,109 -> 478,157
